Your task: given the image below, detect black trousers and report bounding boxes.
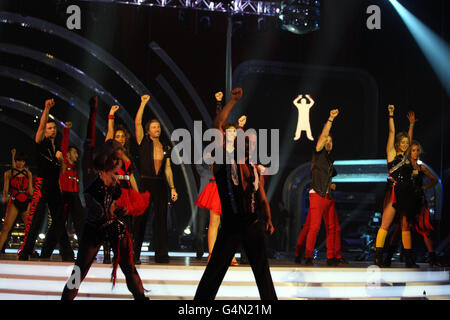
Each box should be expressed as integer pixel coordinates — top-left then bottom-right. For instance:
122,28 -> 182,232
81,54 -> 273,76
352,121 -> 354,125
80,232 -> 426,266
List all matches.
21,178 -> 73,259
61,223 -> 146,300
62,191 -> 86,241
194,218 -> 278,300
194,207 -> 209,257
133,177 -> 169,260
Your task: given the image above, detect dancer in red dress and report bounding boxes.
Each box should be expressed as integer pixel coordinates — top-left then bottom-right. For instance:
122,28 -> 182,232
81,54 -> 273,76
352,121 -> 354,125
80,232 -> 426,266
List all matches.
0,149 -> 33,252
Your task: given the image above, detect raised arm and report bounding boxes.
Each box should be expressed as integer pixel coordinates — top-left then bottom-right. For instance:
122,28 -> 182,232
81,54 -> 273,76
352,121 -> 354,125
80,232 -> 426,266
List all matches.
135,95 -> 150,145
215,91 -> 224,115
316,109 -> 339,152
61,122 -> 71,159
305,94 -> 315,107
293,94 -> 302,107
213,88 -> 243,133
407,111 -> 418,142
35,99 -> 55,143
386,105 -> 396,162
164,158 -> 178,203
106,105 -> 120,142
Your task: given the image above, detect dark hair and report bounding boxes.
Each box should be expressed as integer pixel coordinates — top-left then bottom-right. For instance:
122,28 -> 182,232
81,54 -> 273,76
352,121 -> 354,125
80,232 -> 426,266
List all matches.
93,139 -> 124,172
14,151 -> 27,162
409,140 -> 423,156
114,123 -> 131,154
46,119 -> 56,125
144,119 -> 160,133
68,145 -> 79,154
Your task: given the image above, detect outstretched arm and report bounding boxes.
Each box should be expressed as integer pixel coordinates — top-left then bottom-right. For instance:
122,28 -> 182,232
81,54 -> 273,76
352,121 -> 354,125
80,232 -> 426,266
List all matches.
106,105 -> 120,141
35,99 -> 55,143
135,95 -> 150,145
61,122 -> 71,159
316,109 -> 339,152
386,105 -> 396,162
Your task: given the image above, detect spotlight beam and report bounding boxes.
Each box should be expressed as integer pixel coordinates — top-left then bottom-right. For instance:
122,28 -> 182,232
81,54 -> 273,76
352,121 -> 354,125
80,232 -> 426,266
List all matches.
389,0 -> 450,96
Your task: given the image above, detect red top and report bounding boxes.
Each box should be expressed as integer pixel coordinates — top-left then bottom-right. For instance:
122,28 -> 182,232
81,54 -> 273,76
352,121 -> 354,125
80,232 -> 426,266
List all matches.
59,126 -> 80,193
10,169 -> 30,202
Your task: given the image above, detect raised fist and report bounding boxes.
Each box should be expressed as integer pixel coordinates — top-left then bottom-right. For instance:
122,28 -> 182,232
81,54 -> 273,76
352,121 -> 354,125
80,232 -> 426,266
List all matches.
215,91 -> 223,102
141,95 -> 150,104
329,109 -> 339,119
65,121 -> 72,129
110,105 -> 120,115
238,115 -> 247,127
230,88 -> 243,102
11,149 -> 16,157
45,99 -> 55,109
388,105 -> 395,115
55,151 -> 64,162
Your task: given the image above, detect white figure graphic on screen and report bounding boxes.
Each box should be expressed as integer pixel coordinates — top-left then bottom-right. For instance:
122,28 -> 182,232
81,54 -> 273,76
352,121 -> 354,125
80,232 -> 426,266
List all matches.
293,94 -> 315,141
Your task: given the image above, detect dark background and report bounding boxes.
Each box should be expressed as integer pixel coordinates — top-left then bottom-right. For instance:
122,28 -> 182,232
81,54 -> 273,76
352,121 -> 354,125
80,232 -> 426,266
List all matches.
0,0 -> 448,255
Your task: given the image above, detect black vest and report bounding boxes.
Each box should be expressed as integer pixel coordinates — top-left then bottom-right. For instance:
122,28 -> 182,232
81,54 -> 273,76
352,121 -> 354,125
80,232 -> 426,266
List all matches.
310,148 -> 337,198
138,135 -> 170,178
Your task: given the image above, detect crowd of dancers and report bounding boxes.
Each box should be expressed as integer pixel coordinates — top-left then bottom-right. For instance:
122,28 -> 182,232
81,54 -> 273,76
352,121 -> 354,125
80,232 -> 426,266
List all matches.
0,88 -> 444,300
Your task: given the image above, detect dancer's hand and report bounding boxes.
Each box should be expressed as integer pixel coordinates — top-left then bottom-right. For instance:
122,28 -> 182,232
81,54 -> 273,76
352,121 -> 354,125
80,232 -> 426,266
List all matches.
331,183 -> 336,191
65,121 -> 72,129
329,109 -> 339,119
238,115 -> 247,127
215,91 -> 223,102
141,95 -> 150,104
388,104 -> 395,115
11,148 -> 16,158
266,220 -> 275,235
109,105 -> 120,115
55,151 -> 64,162
230,88 -> 243,102
45,99 -> 55,109
407,111 -> 418,125
171,188 -> 178,202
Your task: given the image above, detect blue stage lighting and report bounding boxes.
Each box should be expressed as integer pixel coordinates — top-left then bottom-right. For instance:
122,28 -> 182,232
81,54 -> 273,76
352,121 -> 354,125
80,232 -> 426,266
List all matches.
389,0 -> 450,96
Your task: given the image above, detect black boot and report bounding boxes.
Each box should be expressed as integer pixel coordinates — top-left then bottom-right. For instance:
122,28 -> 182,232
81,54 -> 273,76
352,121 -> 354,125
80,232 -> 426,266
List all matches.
428,252 -> 444,267
404,249 -> 419,268
374,247 -> 384,267
103,242 -> 111,264
383,246 -> 396,267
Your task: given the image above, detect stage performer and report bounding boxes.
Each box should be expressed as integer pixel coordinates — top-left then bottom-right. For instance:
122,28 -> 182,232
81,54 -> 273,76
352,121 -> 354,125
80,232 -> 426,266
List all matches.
134,94 -> 178,264
294,109 -> 343,267
18,99 -> 74,261
194,91 -> 240,266
384,140 -> 442,267
0,150 -> 33,252
61,140 -> 148,300
60,122 -> 85,243
194,88 -> 277,300
374,105 -> 419,268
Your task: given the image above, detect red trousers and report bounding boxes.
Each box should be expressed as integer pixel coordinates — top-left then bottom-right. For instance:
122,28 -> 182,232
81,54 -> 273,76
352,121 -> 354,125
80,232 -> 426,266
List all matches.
295,193 -> 342,259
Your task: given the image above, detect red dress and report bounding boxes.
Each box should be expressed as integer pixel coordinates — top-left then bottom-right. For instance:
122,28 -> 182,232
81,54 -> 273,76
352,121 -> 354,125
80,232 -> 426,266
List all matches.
115,160 -> 150,216
195,176 -> 222,215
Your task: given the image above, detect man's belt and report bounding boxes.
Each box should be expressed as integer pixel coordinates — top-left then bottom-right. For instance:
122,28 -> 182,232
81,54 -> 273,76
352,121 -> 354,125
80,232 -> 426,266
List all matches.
116,175 -> 130,181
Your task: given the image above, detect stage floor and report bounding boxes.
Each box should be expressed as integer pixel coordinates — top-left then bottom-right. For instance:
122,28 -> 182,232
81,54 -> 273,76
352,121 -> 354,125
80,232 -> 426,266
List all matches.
1,253 -> 449,300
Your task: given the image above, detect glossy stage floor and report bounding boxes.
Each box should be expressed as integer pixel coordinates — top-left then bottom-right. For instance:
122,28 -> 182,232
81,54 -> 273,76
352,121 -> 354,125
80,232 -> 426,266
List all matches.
1,251 -> 449,300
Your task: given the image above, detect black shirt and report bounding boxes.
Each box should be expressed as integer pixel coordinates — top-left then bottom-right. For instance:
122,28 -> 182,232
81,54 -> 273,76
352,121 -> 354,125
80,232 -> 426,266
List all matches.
138,135 -> 170,179
35,137 -> 61,182
310,148 -> 337,198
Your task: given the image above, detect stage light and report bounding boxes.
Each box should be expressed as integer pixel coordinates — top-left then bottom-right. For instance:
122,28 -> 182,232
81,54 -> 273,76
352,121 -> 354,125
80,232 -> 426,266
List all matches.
280,0 -> 321,35
389,0 -> 450,96
38,233 -> 45,240
184,226 -> 191,235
